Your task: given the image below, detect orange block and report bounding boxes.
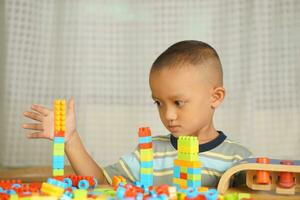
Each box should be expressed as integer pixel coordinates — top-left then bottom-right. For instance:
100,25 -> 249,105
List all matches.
139,142 -> 152,149
138,127 -> 151,137
174,159 -> 201,168
54,131 -> 65,137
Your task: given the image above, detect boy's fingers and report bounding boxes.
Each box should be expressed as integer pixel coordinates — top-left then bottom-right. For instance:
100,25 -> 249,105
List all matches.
31,104 -> 50,116
26,132 -> 43,139
22,123 -> 43,131
68,97 -> 75,112
23,111 -> 43,122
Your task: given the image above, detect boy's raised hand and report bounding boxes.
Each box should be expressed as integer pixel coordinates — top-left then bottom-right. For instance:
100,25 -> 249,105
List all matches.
22,98 -> 77,142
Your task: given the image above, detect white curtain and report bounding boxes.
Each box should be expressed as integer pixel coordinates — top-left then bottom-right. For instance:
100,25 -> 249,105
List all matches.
0,0 -> 299,167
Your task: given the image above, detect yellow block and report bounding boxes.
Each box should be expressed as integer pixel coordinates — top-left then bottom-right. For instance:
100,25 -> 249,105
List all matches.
198,186 -> 209,192
174,159 -> 201,168
140,149 -> 153,161
173,177 -> 187,188
140,167 -> 153,174
41,182 -> 64,197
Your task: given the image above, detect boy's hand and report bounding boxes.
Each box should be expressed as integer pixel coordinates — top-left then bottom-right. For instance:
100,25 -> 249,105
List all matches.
22,98 -> 77,142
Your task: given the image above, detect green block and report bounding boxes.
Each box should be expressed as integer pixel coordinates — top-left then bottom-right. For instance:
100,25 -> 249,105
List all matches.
178,152 -> 198,161
94,188 -> 116,197
224,192 -> 238,200
238,193 -> 251,200
53,148 -> 64,156
9,194 -> 19,200
74,189 -> 87,200
53,143 -> 64,150
181,167 -> 187,173
140,167 -> 153,174
187,173 -> 201,180
53,169 -> 64,176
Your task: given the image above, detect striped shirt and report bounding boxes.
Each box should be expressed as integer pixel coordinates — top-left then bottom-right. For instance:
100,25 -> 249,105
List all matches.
103,131 -> 252,187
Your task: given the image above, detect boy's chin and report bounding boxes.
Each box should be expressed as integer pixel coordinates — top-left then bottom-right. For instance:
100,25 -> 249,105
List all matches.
170,132 -> 191,138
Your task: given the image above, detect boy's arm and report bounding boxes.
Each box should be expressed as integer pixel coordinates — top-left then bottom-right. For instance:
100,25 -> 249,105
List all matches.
65,130 -> 109,185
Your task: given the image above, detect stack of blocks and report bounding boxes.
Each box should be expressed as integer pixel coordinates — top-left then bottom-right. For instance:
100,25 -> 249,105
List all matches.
138,127 -> 153,188
173,136 -> 202,189
52,99 -> 66,177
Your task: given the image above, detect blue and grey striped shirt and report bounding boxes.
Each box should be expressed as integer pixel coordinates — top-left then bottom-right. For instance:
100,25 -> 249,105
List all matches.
103,131 -> 252,187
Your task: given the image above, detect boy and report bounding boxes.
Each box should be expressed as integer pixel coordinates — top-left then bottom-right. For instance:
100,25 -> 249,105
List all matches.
22,40 -> 251,187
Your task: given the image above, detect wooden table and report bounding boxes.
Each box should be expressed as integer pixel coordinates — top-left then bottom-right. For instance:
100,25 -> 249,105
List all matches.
1,167 -> 299,199
227,187 -> 300,200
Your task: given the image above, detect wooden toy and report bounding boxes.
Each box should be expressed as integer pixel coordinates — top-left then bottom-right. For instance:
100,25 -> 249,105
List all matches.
217,158 -> 300,195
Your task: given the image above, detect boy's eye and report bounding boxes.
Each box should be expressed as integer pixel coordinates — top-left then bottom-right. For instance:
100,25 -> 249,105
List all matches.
153,100 -> 161,107
175,100 -> 185,107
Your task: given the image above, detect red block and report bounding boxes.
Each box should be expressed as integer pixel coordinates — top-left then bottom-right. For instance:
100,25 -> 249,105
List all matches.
54,131 -> 65,137
138,127 -> 151,137
180,173 -> 187,179
139,142 -> 152,149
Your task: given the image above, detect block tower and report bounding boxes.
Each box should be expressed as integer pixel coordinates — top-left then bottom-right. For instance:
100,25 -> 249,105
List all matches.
173,136 -> 202,189
138,127 -> 153,188
52,99 -> 66,177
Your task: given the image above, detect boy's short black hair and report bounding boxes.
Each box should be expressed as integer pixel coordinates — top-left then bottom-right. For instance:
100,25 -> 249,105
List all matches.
150,40 -> 223,85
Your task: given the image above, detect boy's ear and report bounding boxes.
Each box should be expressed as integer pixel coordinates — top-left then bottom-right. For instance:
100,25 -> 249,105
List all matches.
210,86 -> 225,108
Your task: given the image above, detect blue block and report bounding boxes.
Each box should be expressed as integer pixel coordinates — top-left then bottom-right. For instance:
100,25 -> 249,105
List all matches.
54,137 -> 65,143
204,189 -> 218,200
53,162 -> 64,169
187,180 -> 201,188
141,161 -> 153,168
173,166 -> 180,178
187,168 -> 202,174
47,178 -> 68,189
138,136 -> 152,144
52,156 -> 64,168
140,174 -> 153,186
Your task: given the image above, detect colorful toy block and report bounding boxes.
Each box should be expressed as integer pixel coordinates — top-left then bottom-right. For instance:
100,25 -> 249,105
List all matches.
40,182 -> 64,197
173,136 -> 202,189
138,127 -> 153,188
52,99 -> 66,177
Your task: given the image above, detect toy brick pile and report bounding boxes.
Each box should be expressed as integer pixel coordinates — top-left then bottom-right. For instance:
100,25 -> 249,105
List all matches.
0,177 -> 253,200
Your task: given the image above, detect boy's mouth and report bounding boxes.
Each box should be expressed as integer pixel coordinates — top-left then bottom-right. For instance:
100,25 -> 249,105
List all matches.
168,125 -> 181,132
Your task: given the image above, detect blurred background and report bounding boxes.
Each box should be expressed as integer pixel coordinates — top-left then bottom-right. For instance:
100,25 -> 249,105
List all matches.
0,0 -> 299,168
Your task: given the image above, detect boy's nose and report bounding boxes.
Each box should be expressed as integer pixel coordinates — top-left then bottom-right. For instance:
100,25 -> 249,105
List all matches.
165,107 -> 177,121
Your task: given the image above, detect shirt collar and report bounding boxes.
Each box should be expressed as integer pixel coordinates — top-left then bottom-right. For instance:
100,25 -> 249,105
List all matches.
170,131 -> 227,153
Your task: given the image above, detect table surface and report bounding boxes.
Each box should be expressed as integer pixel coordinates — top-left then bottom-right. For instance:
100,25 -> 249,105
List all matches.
227,187 -> 300,200
1,167 -> 299,199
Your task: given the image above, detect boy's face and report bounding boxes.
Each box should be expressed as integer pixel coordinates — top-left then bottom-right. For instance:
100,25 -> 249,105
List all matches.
149,66 -> 216,137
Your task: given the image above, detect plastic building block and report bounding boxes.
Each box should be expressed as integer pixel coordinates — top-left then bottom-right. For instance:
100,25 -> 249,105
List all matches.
138,127 -> 153,188
174,160 -> 201,168
278,160 -> 295,188
112,176 -> 127,189
138,127 -> 151,137
173,136 -> 202,189
256,157 -> 270,184
52,99 -> 66,177
40,182 -> 64,197
73,189 -> 87,200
